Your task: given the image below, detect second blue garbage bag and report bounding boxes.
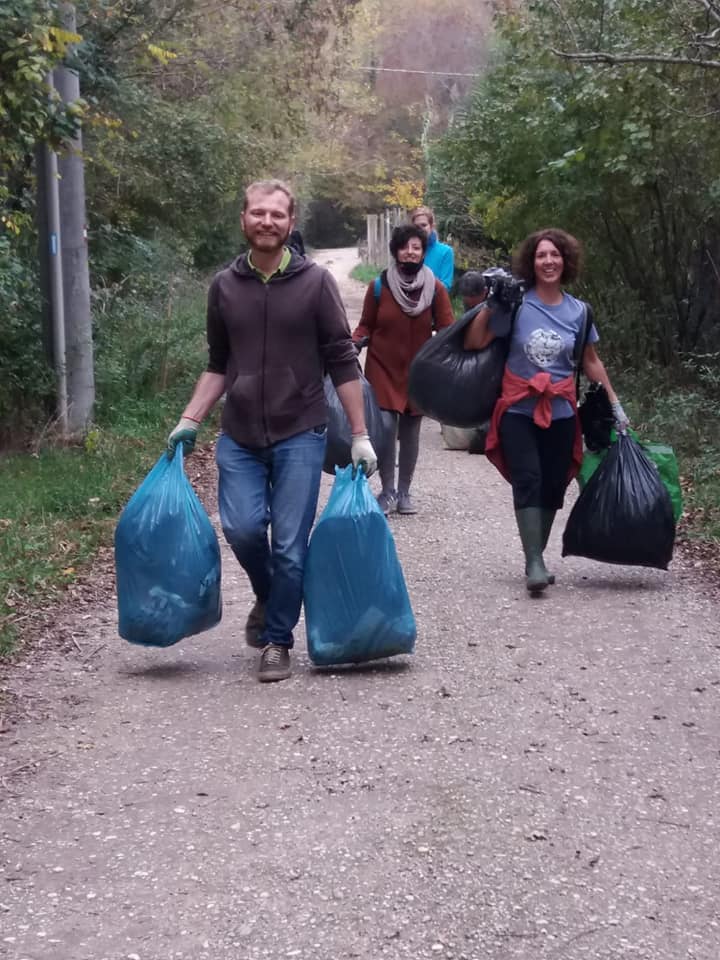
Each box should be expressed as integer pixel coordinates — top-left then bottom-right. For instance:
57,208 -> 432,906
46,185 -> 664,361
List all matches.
115,447 -> 222,647
303,464 -> 416,666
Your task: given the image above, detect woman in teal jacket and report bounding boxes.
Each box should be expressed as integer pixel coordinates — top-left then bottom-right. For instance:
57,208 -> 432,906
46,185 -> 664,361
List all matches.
410,205 -> 454,291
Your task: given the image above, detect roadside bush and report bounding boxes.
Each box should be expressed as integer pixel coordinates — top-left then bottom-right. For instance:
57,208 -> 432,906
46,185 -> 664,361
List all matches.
91,231 -> 208,419
614,361 -> 720,538
0,235 -> 54,444
93,285 -> 207,418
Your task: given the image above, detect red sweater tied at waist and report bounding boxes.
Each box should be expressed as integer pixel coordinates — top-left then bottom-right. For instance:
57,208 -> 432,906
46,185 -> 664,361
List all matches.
484,367 -> 583,483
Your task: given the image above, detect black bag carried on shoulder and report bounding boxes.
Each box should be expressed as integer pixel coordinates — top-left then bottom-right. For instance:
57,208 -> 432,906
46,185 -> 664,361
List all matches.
323,371 -> 394,476
407,305 -> 508,428
562,434 -> 675,570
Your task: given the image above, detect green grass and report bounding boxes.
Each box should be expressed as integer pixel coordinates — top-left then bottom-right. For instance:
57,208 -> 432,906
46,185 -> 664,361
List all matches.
613,366 -> 720,541
686,454 -> 720,539
0,274 -> 212,659
350,263 -> 382,285
0,394 -> 210,658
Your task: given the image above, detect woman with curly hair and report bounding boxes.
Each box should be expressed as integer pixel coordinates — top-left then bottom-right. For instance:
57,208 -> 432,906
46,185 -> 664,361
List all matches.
464,228 -> 628,594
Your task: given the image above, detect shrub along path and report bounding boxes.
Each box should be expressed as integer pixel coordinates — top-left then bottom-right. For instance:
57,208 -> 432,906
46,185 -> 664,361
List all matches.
1,249 -> 719,960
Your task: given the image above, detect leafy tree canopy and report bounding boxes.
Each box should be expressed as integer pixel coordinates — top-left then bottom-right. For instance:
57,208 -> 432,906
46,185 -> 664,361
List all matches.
429,0 -> 720,363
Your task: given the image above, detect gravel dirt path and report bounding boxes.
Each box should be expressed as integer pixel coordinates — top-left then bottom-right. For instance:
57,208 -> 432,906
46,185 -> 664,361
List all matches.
1,248 -> 719,960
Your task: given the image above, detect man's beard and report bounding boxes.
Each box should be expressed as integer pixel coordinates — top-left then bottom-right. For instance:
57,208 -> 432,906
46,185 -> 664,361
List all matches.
248,226 -> 291,252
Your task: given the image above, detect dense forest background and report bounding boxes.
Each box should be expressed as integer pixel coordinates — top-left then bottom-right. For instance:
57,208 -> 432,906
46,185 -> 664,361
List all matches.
1,0 -> 720,649
1,0 -> 495,442
5,0 -> 719,434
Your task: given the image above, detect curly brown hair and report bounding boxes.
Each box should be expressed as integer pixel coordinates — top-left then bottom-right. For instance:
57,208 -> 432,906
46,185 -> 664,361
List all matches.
389,223 -> 428,257
512,228 -> 582,286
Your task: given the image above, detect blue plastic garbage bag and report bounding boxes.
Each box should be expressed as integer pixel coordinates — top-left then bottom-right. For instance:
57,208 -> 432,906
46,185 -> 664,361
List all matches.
303,465 -> 416,666
114,447 -> 222,647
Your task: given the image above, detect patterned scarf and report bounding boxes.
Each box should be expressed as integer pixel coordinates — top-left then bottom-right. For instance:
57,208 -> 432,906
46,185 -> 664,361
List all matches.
385,261 -> 436,316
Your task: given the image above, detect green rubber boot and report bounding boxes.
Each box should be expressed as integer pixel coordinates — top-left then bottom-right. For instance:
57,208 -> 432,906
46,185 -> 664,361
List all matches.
541,509 -> 557,585
515,507 -> 551,593
525,509 -> 557,585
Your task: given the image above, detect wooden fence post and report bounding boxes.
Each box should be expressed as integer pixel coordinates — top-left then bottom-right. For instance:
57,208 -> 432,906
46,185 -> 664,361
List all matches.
365,207 -> 407,269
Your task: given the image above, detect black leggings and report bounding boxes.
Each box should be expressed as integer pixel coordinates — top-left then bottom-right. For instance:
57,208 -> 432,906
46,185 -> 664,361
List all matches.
499,413 -> 576,510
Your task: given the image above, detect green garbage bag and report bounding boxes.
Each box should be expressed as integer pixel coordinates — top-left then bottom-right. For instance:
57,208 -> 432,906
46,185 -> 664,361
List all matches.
578,430 -> 683,522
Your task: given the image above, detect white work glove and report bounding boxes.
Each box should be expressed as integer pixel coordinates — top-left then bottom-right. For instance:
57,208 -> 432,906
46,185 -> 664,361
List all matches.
167,416 -> 200,458
611,400 -> 630,434
351,433 -> 377,477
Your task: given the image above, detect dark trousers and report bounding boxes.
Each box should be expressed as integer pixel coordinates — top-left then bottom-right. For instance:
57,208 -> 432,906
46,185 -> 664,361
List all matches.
499,412 -> 576,510
378,411 -> 422,495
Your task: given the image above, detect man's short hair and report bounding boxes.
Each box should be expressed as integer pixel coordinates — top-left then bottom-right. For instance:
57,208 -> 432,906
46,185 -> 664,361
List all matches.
243,179 -> 296,219
409,205 -> 435,227
457,270 -> 487,298
389,223 -> 428,258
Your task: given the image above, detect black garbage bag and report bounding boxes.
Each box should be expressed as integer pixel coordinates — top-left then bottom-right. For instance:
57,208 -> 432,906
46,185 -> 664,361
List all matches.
578,380 -> 615,452
408,306 -> 508,428
323,372 -> 394,475
562,434 -> 675,570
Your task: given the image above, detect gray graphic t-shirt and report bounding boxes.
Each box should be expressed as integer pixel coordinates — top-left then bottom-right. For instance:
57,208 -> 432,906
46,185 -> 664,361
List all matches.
490,290 -> 598,420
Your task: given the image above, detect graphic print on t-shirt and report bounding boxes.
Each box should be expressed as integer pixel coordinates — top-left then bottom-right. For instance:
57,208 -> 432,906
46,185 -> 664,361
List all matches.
524,328 -> 564,368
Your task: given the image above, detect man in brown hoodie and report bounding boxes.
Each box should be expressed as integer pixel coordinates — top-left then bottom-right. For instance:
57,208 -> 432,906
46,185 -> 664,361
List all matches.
167,180 -> 376,682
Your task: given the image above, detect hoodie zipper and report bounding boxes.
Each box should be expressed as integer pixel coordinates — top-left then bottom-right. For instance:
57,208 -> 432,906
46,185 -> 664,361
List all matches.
261,283 -> 270,445
240,256 -> 302,446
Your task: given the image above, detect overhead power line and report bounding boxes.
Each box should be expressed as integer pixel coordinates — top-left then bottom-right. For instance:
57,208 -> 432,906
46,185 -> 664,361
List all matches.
358,65 -> 482,78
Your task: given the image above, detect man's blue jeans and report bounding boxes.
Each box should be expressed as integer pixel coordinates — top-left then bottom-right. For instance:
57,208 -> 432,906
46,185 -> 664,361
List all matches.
215,428 -> 326,648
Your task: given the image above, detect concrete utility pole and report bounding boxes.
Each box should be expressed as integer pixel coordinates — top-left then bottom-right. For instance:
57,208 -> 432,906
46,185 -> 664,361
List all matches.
35,146 -> 60,368
46,147 -> 70,434
36,139 -> 70,435
53,1 -> 95,435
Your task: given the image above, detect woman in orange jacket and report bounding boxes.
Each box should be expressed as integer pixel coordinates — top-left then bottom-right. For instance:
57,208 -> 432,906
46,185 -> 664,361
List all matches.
354,224 -> 454,515
464,228 -> 628,593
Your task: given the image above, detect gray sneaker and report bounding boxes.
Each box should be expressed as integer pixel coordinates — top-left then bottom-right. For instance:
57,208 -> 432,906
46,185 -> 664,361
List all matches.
376,490 -> 397,516
258,643 -> 291,682
245,599 -> 267,648
396,491 -> 417,515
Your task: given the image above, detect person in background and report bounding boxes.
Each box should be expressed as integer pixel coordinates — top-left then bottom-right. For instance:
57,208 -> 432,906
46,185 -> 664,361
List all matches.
463,227 -> 628,594
167,179 -> 376,682
458,270 -> 487,311
409,205 -> 455,291
353,223 -> 454,516
287,228 -> 305,256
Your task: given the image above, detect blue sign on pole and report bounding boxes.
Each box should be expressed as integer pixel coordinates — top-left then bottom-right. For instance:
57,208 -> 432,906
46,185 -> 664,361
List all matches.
50,232 -> 58,255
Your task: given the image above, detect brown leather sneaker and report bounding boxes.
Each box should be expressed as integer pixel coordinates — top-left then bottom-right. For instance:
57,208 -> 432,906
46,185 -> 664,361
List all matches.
257,644 -> 291,682
245,599 -> 267,648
